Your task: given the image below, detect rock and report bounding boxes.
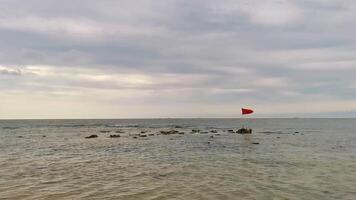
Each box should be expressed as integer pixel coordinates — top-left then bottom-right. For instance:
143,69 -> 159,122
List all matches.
133,136 -> 138,139
115,130 -> 124,133
85,134 -> 98,139
42,135 -> 46,138
192,129 -> 200,133
295,131 -> 299,133
252,142 -> 260,145
236,128 -> 252,134
160,130 -> 179,135
17,136 -> 23,138
110,134 -> 121,138
139,134 -> 147,137
210,130 -> 218,133
277,137 -> 281,139
141,131 -> 147,134
174,125 -> 183,128
148,133 -> 155,136
178,132 -> 185,135
210,135 -> 214,138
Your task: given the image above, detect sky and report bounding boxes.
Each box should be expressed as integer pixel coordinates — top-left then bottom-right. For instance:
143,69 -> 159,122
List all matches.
1,0 -> 356,119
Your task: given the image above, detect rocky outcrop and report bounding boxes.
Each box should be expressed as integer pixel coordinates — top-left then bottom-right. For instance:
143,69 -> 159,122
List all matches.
160,130 -> 180,135
85,134 -> 98,139
236,128 -> 252,134
110,134 -> 120,138
191,129 -> 200,133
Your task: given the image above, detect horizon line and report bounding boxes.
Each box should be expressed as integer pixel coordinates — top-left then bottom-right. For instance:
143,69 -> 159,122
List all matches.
1,117 -> 356,120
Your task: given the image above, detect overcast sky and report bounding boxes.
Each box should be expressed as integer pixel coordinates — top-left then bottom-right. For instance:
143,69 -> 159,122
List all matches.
1,0 -> 356,118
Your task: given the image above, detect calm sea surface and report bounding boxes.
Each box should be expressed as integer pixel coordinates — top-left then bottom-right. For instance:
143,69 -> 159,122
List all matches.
0,118 -> 355,200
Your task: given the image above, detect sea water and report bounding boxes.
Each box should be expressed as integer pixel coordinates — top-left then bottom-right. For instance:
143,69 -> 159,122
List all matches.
0,119 -> 355,200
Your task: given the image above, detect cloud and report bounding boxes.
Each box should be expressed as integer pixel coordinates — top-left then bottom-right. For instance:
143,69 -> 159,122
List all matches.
241,0 -> 303,26
0,0 -> 356,118
0,66 -> 22,76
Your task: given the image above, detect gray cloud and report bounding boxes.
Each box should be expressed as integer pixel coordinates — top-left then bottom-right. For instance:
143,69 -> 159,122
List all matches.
1,0 -> 356,118
0,67 -> 22,76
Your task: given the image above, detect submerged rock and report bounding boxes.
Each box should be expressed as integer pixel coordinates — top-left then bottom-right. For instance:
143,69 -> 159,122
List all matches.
252,142 -> 260,145
139,134 -> 147,137
228,129 -> 234,133
85,134 -> 98,139
178,132 -> 185,135
115,130 -> 124,133
110,134 -> 121,138
236,128 -> 252,134
210,130 -> 218,133
100,130 -> 110,133
148,133 -> 155,136
200,131 -> 208,134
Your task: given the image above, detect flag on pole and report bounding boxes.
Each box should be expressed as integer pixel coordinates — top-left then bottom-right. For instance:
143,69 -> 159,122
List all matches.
241,108 -> 254,115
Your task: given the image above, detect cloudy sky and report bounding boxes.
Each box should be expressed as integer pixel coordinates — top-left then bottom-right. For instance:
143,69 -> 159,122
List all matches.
1,0 -> 356,119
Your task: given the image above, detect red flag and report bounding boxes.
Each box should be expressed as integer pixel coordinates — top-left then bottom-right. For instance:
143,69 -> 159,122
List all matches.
241,108 -> 254,115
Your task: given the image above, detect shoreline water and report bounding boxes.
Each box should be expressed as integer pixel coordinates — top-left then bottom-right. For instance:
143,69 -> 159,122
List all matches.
0,119 -> 355,199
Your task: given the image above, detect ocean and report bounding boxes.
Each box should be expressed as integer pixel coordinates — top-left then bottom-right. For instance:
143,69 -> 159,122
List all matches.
0,118 -> 355,200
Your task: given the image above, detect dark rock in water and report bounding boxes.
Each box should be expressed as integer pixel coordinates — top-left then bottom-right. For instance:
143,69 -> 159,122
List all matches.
133,136 -> 138,139
100,130 -> 110,133
148,133 -> 155,136
192,129 -> 200,133
139,134 -> 147,137
42,135 -> 46,138
85,134 -> 98,139
160,130 -> 179,135
210,130 -> 218,133
210,135 -> 214,138
237,128 -> 252,134
200,131 -> 208,134
178,132 -> 185,135
17,136 -> 23,138
115,130 -> 124,133
252,142 -> 260,144
277,137 -> 281,139
295,131 -> 299,133
141,130 -> 147,134
174,125 -> 183,128
110,134 -> 121,138
228,129 -> 234,132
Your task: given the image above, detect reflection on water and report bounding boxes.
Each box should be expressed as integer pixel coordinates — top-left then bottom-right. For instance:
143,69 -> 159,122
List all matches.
0,119 -> 355,200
